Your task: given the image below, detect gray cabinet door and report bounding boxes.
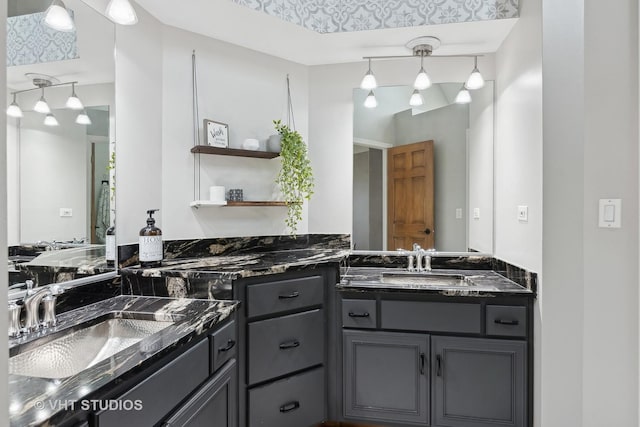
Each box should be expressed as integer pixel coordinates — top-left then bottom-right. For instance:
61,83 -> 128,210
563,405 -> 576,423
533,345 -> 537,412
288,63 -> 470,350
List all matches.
343,330 -> 429,425
163,359 -> 237,427
432,336 -> 526,427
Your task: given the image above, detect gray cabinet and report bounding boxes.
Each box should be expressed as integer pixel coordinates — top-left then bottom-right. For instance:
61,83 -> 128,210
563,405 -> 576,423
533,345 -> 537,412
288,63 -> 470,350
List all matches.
163,359 -> 237,427
432,336 -> 526,427
343,330 -> 429,425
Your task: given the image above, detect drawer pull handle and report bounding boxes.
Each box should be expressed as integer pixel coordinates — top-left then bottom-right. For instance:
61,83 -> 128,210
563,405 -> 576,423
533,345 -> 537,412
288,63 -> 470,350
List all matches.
218,339 -> 236,353
494,319 -> 519,326
436,354 -> 442,377
278,292 -> 300,299
420,353 -> 425,375
348,312 -> 370,318
279,401 -> 300,413
279,340 -> 300,350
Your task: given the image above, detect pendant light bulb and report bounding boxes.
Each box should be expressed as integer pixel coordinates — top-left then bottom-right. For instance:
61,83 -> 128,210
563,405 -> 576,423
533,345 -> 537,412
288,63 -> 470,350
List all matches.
76,110 -> 92,125
413,54 -> 431,90
465,57 -> 485,90
360,58 -> 377,90
34,90 -> 51,114
409,89 -> 424,107
6,94 -> 23,118
44,113 -> 59,126
44,0 -> 75,32
106,0 -> 138,25
66,83 -> 83,110
364,90 -> 378,108
455,85 -> 472,104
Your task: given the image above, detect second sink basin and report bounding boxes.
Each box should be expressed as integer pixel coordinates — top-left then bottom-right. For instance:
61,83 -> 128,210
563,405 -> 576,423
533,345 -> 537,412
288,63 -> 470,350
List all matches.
381,272 -> 472,288
10,313 -> 175,379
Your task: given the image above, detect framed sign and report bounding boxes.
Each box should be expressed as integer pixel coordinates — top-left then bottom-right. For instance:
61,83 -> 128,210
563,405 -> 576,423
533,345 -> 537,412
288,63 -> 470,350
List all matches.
204,119 -> 229,148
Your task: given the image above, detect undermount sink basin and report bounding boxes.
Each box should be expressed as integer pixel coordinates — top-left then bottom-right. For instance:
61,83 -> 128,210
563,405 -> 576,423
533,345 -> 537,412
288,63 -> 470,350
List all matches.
10,313 -> 174,379
380,272 -> 472,288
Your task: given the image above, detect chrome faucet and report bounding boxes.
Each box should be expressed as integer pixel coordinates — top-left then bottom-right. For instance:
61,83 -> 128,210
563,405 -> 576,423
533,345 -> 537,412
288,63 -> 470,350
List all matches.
14,280 -> 62,335
8,301 -> 22,337
410,244 -> 433,272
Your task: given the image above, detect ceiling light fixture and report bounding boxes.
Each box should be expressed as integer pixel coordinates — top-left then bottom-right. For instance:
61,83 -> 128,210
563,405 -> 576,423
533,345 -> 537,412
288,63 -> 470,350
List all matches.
44,113 -> 59,126
65,83 -> 83,110
465,56 -> 485,90
361,36 -> 485,107
8,76 -> 87,119
106,0 -> 139,26
76,110 -> 92,125
6,94 -> 23,118
43,0 -> 75,32
409,89 -> 424,107
364,90 -> 378,108
360,58 -> 377,90
455,84 -> 472,104
34,88 -> 51,114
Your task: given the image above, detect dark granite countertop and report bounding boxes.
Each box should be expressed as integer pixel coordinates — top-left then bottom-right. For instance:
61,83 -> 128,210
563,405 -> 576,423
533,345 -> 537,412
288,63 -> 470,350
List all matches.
338,267 -> 534,297
8,295 -> 239,427
122,248 -> 351,281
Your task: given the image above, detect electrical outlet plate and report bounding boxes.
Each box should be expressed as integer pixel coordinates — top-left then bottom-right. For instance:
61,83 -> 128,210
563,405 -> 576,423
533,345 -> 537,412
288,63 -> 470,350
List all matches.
473,208 -> 480,219
59,208 -> 73,217
598,199 -> 621,228
455,208 -> 463,219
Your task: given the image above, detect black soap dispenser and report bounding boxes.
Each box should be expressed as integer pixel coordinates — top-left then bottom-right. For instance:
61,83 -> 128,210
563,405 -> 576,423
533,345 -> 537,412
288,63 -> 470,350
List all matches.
139,209 -> 163,268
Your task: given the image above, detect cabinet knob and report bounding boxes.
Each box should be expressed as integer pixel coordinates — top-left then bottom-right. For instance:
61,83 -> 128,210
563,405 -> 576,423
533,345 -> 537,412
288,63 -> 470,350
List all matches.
278,292 -> 300,300
218,339 -> 236,353
348,312 -> 370,318
279,340 -> 300,350
279,401 -> 300,413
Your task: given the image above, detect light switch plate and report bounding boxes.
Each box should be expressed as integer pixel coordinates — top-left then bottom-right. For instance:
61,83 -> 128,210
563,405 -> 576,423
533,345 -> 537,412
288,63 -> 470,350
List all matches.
518,205 -> 528,222
473,208 -> 480,219
598,199 -> 621,228
455,208 -> 463,219
60,208 -> 73,217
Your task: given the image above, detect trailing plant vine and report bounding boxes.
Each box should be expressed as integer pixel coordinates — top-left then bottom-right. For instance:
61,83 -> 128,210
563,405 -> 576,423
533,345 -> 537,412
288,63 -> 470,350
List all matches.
274,119 -> 314,234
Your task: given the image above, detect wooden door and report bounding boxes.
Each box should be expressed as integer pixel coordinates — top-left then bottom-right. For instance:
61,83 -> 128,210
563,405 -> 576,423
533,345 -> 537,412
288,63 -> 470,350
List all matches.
387,140 -> 434,250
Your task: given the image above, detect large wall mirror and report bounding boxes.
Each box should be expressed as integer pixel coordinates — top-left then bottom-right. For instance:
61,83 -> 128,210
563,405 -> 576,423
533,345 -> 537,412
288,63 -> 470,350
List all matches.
6,0 -> 116,280
353,82 -> 494,253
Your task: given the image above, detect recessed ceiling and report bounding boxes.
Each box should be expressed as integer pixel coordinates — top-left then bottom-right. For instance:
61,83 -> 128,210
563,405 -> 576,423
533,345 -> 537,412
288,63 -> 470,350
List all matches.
135,0 -> 519,65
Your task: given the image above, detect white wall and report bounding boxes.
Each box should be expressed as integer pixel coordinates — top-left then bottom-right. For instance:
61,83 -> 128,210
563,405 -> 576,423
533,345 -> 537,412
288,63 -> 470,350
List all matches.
115,6 -> 163,244
353,151 -> 370,249
308,56 -> 496,235
468,84 -> 494,253
160,25 -> 309,239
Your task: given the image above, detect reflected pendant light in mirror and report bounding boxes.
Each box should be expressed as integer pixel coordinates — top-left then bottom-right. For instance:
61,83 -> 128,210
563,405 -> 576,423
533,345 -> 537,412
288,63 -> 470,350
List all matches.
106,0 -> 138,25
44,0 -> 75,32
455,85 -> 471,104
76,110 -> 92,125
409,89 -> 424,107
364,90 -> 377,108
44,113 -> 59,126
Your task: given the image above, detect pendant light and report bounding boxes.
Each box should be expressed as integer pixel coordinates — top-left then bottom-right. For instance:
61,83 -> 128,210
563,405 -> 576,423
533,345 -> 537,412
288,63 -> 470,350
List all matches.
34,89 -> 51,114
360,58 -> 377,90
413,53 -> 431,90
465,56 -> 485,90
65,83 -> 83,110
455,84 -> 471,104
364,90 -> 378,108
6,94 -> 23,118
44,113 -> 59,126
44,0 -> 75,32
106,0 -> 139,26
76,110 -> 92,125
409,89 -> 424,107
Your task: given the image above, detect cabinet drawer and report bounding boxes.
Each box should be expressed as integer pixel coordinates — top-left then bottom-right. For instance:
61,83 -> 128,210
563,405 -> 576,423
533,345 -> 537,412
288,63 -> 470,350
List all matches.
246,275 -> 324,319
381,301 -> 481,334
486,305 -> 527,337
249,367 -> 325,427
94,339 -> 209,427
209,320 -> 237,373
342,299 -> 377,329
248,309 -> 324,385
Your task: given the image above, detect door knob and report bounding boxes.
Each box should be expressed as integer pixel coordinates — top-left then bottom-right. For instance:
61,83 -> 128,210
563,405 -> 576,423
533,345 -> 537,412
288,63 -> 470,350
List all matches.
424,228 -> 432,235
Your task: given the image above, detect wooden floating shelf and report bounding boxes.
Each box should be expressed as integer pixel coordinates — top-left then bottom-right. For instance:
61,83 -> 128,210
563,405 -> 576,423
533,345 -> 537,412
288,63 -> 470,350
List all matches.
191,145 -> 280,159
190,200 -> 291,208
225,201 -> 289,207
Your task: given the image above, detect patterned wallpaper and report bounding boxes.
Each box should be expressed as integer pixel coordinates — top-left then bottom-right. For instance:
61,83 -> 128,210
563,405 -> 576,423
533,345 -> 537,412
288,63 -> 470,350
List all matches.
231,0 -> 519,33
7,11 -> 78,67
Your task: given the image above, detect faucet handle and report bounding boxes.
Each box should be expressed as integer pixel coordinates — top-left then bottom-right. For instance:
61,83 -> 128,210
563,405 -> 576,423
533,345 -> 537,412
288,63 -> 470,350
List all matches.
42,295 -> 58,328
412,243 -> 422,251
25,280 -> 34,295
8,301 -> 22,337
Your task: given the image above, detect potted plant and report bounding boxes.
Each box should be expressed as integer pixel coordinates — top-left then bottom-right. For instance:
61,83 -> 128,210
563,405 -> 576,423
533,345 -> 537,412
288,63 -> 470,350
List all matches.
273,119 -> 314,234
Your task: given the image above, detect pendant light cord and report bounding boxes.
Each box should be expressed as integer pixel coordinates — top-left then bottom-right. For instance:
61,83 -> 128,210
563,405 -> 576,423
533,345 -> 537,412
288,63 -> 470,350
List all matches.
286,74 -> 296,130
192,50 -> 201,201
